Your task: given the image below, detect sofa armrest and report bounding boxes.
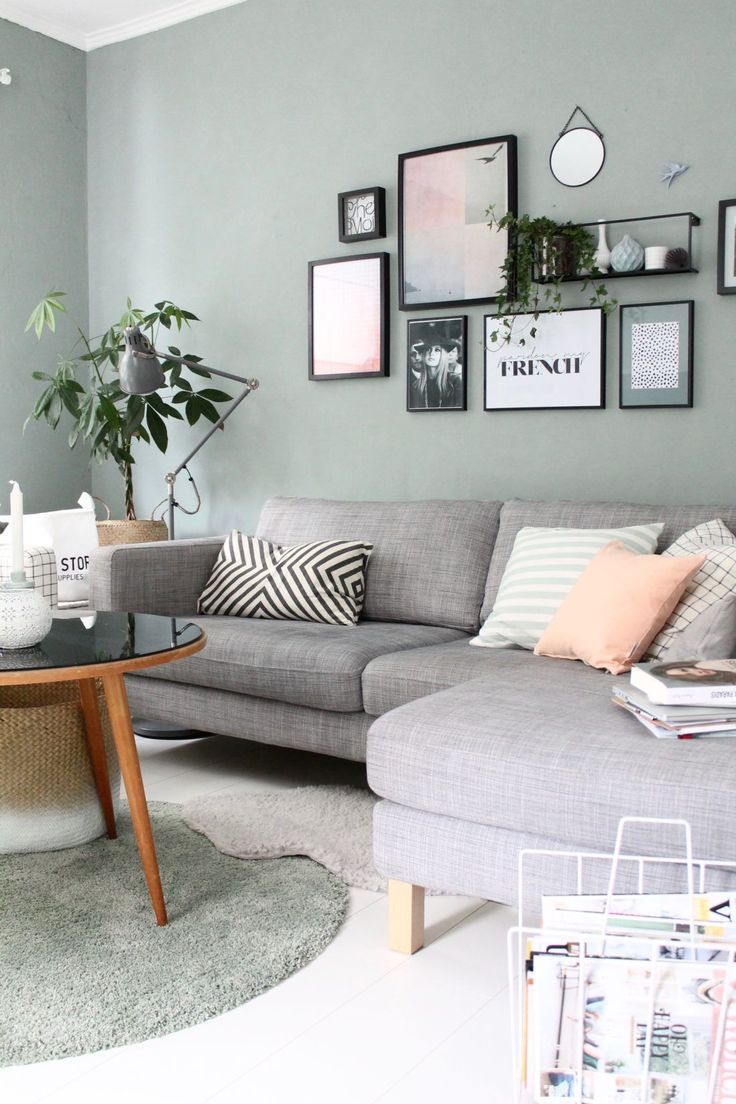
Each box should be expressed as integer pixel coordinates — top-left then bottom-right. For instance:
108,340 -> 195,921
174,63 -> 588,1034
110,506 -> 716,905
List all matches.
89,537 -> 224,615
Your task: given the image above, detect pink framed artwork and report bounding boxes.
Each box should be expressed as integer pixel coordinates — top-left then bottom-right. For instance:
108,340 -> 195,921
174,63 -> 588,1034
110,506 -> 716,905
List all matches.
399,134 -> 517,311
308,253 -> 389,380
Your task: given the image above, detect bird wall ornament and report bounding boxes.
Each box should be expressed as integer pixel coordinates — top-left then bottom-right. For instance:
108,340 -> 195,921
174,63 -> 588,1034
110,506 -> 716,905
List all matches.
661,161 -> 689,189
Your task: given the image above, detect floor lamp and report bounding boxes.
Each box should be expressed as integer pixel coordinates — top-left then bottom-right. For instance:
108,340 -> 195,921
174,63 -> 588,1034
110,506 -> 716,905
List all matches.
119,324 -> 259,737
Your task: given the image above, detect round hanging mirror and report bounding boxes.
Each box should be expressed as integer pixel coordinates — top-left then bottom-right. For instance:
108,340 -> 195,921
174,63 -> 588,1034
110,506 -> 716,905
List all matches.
550,108 -> 606,188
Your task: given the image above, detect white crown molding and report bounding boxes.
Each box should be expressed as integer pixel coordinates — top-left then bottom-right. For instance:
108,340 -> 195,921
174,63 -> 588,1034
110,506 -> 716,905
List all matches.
0,2 -> 88,50
85,0 -> 248,50
0,0 -> 248,52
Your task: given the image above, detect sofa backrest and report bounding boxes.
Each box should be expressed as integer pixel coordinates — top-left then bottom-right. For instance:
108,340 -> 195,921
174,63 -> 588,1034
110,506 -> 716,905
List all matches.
256,497 -> 503,632
481,499 -> 736,622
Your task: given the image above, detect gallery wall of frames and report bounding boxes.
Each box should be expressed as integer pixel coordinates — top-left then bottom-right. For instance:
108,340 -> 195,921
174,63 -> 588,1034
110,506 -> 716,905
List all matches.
308,109 -> 733,416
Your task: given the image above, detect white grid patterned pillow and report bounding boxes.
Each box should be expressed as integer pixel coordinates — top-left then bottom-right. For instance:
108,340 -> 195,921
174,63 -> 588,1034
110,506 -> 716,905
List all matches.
646,519 -> 736,659
0,545 -> 58,606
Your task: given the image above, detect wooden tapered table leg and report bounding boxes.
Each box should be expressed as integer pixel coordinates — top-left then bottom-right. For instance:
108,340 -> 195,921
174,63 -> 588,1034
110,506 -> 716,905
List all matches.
101,672 -> 168,926
78,678 -> 117,840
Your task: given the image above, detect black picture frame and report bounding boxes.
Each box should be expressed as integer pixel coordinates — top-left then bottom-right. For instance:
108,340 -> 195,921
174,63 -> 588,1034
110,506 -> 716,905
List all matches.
308,253 -> 389,380
338,187 -> 386,243
619,300 -> 693,409
483,307 -> 605,411
398,134 -> 517,311
717,199 -> 736,295
406,316 -> 467,412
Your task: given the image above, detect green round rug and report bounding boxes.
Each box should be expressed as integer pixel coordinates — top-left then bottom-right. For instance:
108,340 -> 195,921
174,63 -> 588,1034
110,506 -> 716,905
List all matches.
0,802 -> 348,1067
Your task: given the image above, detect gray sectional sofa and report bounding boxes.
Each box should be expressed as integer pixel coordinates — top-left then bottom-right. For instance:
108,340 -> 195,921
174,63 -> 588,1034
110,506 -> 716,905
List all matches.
90,496 -> 736,953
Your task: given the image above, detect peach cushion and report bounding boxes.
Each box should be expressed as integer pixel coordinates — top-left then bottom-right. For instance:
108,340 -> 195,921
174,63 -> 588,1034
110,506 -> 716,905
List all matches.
533,541 -> 707,675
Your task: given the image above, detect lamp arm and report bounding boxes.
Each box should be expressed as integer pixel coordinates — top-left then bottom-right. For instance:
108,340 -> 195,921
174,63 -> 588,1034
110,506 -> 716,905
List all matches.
151,347 -> 257,389
164,380 -> 259,540
141,342 -> 259,540
170,382 -> 257,478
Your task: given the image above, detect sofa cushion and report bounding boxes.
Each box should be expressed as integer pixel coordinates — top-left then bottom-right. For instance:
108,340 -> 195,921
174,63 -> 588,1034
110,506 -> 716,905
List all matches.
366,654 -> 736,855
473,522 -> 663,651
138,616 -> 465,713
197,532 -> 373,625
362,638 -> 526,716
256,497 -> 502,633
534,542 -> 706,674
647,519 -> 736,660
481,500 -> 736,623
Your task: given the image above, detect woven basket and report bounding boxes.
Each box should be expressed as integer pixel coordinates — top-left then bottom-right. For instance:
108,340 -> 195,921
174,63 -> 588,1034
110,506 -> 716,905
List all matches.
92,497 -> 168,545
0,681 -> 120,853
96,519 -> 168,546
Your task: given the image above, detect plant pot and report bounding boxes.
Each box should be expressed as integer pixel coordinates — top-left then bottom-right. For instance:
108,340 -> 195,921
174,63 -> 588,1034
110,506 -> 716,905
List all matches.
92,498 -> 168,546
0,680 -> 120,852
96,520 -> 168,546
535,236 -> 576,281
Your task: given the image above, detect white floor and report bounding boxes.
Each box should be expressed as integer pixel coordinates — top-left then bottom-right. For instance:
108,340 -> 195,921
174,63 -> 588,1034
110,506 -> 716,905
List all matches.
0,733 -> 516,1103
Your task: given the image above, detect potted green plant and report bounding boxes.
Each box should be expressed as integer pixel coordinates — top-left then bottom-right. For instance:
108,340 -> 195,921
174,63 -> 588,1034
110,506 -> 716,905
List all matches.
486,209 -> 617,344
25,293 -> 233,537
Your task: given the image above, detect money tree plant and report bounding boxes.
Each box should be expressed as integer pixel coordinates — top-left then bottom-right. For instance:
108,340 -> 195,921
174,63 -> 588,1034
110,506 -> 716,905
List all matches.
26,293 -> 231,520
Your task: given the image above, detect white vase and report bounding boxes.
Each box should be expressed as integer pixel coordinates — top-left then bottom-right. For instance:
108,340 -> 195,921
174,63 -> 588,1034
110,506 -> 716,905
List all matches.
593,222 -> 610,273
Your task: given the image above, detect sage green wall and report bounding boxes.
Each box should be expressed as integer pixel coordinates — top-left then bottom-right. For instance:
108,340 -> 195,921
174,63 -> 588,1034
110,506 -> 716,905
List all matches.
0,19 -> 89,514
87,0 -> 736,535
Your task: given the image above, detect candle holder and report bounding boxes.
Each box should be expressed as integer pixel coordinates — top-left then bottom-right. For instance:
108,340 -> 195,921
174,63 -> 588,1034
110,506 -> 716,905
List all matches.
0,574 -> 53,650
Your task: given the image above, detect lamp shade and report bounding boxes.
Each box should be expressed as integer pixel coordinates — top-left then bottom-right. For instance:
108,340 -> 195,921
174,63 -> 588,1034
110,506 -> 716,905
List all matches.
119,326 -> 166,395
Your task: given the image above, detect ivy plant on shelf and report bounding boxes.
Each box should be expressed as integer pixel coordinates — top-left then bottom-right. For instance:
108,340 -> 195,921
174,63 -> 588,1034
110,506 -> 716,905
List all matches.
486,209 -> 618,345
25,294 -> 232,521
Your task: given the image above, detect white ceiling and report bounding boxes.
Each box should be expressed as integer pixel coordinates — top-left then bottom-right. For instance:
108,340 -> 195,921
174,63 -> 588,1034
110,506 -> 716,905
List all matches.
0,0 -> 247,50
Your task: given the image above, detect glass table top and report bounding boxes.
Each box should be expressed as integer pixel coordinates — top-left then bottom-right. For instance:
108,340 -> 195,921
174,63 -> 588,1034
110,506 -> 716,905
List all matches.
0,612 -> 202,673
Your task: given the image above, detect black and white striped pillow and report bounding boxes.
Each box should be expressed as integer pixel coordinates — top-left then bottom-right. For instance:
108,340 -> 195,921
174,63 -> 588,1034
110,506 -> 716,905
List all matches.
197,531 -> 373,626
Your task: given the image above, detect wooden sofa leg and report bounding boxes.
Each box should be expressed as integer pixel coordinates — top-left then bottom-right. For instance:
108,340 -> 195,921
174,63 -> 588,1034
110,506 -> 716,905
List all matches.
388,879 -> 425,954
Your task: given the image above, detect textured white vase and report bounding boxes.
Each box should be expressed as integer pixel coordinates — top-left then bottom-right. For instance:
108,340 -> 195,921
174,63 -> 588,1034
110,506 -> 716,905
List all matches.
0,585 -> 52,649
593,222 -> 610,273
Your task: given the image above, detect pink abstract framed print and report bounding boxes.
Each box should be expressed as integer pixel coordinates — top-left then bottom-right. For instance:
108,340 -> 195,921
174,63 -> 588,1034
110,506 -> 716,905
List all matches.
308,253 -> 389,380
399,134 -> 517,310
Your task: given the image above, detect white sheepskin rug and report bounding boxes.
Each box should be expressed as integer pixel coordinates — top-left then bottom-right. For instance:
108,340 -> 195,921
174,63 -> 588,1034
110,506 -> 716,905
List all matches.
183,785 -> 386,892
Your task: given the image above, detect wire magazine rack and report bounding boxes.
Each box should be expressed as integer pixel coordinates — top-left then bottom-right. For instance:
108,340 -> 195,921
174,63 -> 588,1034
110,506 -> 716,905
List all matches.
507,817 -> 736,1104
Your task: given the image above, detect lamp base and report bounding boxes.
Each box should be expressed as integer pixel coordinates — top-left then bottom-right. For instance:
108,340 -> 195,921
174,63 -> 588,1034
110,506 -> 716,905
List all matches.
132,718 -> 210,741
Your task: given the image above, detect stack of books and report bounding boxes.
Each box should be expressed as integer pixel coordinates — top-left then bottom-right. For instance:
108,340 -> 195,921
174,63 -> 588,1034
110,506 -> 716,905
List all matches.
614,658 -> 736,739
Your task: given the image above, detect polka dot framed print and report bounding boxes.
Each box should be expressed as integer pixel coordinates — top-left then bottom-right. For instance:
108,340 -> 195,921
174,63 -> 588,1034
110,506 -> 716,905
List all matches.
619,301 -> 693,408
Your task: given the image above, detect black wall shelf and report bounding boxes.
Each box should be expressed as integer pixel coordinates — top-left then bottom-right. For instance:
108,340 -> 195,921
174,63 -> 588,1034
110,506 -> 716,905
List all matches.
561,211 -> 700,284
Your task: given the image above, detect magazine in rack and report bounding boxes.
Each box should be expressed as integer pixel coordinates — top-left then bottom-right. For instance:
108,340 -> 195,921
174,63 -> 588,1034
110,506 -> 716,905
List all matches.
508,818 -> 736,1104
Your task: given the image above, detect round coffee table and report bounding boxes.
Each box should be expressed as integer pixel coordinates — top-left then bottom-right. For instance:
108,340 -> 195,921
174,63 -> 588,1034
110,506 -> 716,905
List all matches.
0,612 -> 205,925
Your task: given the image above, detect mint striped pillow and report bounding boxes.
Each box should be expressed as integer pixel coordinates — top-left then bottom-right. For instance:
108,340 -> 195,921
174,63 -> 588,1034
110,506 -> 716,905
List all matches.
471,523 -> 664,650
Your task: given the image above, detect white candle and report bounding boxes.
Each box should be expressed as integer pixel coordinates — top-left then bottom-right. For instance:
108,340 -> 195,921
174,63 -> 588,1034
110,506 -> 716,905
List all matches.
9,481 -> 24,581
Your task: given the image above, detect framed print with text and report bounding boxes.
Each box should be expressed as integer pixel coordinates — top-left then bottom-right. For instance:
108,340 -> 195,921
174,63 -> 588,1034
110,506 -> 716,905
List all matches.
338,187 -> 386,243
399,134 -> 517,310
484,307 -> 605,411
308,253 -> 389,380
619,301 -> 693,408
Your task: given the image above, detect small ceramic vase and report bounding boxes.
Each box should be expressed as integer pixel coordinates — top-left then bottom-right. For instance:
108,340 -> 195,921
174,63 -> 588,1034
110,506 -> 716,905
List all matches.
593,222 -> 610,273
610,234 -> 645,272
0,584 -> 53,649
